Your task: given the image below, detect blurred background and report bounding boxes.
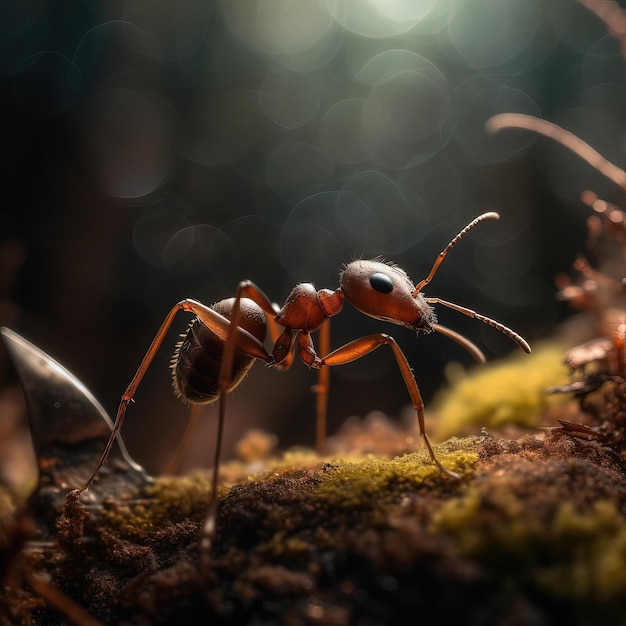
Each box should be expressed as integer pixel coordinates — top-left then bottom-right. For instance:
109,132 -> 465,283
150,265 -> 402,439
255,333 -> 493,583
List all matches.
0,0 -> 624,475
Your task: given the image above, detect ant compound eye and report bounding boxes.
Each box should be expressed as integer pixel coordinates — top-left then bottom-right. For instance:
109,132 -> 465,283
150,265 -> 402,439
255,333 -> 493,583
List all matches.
369,272 -> 394,294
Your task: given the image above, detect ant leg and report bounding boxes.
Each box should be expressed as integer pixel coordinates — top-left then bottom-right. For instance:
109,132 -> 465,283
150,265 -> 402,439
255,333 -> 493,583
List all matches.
414,213 -> 500,295
272,329 -> 299,370
216,281 -> 279,387
311,333 -> 461,479
199,389 -> 227,555
426,297 -> 531,354
199,281 -> 280,552
190,286 -> 281,481
70,299 -> 271,497
312,320 -> 330,453
163,404 -> 203,475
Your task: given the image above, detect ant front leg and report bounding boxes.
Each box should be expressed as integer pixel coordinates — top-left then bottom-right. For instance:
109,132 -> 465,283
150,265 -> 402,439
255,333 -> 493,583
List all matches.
311,333 -> 462,479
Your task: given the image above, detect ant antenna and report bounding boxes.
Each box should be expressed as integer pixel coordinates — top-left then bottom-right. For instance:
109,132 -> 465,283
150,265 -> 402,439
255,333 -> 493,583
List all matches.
413,212 -> 500,295
427,297 -> 531,354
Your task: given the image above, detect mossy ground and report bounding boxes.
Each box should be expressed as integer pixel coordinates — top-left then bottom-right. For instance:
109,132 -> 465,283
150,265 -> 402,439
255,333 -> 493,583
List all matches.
433,341 -> 571,439
3,343 -> 626,625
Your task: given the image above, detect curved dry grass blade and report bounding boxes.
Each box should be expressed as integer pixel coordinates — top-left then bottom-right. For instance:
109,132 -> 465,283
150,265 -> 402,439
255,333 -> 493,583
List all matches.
486,113 -> 626,190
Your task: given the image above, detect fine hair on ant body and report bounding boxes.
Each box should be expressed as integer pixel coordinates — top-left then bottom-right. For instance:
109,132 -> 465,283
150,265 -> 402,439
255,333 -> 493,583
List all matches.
67,211 -> 531,550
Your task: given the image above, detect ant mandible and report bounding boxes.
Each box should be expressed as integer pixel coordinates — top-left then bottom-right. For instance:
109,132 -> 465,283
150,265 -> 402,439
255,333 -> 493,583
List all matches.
68,211 -> 531,547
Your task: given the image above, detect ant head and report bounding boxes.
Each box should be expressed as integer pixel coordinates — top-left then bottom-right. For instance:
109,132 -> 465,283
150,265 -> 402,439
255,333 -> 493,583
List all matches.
340,260 -> 434,333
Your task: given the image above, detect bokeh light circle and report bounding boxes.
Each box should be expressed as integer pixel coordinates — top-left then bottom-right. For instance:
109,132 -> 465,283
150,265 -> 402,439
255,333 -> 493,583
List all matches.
9,52 -> 82,117
336,170 -> 424,255
326,0 -> 439,38
318,98 -> 373,164
280,192 -> 345,284
454,75 -> 540,163
364,65 -> 451,165
397,155 -> 463,225
266,142 -> 333,202
165,224 -> 239,284
221,0 -> 334,57
88,87 -> 179,199
447,0 -> 540,70
123,0 -> 210,61
259,68 -> 321,129
0,5 -> 50,77
133,202 -> 193,267
73,21 -> 159,91
184,90 -> 272,166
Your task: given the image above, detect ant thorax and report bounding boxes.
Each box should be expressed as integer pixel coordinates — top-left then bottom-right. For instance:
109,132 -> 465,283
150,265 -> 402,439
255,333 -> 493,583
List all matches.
275,283 -> 331,332
340,260 -> 435,333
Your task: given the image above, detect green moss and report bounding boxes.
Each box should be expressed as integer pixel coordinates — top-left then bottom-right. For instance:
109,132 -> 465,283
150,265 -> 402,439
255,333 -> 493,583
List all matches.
143,472 -> 213,518
257,531 -> 310,559
99,439 -> 481,538
540,501 -> 626,602
430,483 -> 541,555
101,472 -> 212,537
434,342 -> 569,440
98,450 -> 328,539
431,483 -> 626,606
315,438 -> 480,510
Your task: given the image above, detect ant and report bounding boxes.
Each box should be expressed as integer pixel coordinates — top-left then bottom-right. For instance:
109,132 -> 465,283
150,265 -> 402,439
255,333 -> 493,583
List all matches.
67,211 -> 531,548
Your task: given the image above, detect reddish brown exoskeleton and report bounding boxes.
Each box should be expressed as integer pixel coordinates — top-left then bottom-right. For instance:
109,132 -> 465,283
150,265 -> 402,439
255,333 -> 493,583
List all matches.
67,212 -> 531,548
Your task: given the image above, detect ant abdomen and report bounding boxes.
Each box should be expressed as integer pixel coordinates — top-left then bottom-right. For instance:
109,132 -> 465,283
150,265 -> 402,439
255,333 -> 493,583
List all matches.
171,298 -> 266,404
